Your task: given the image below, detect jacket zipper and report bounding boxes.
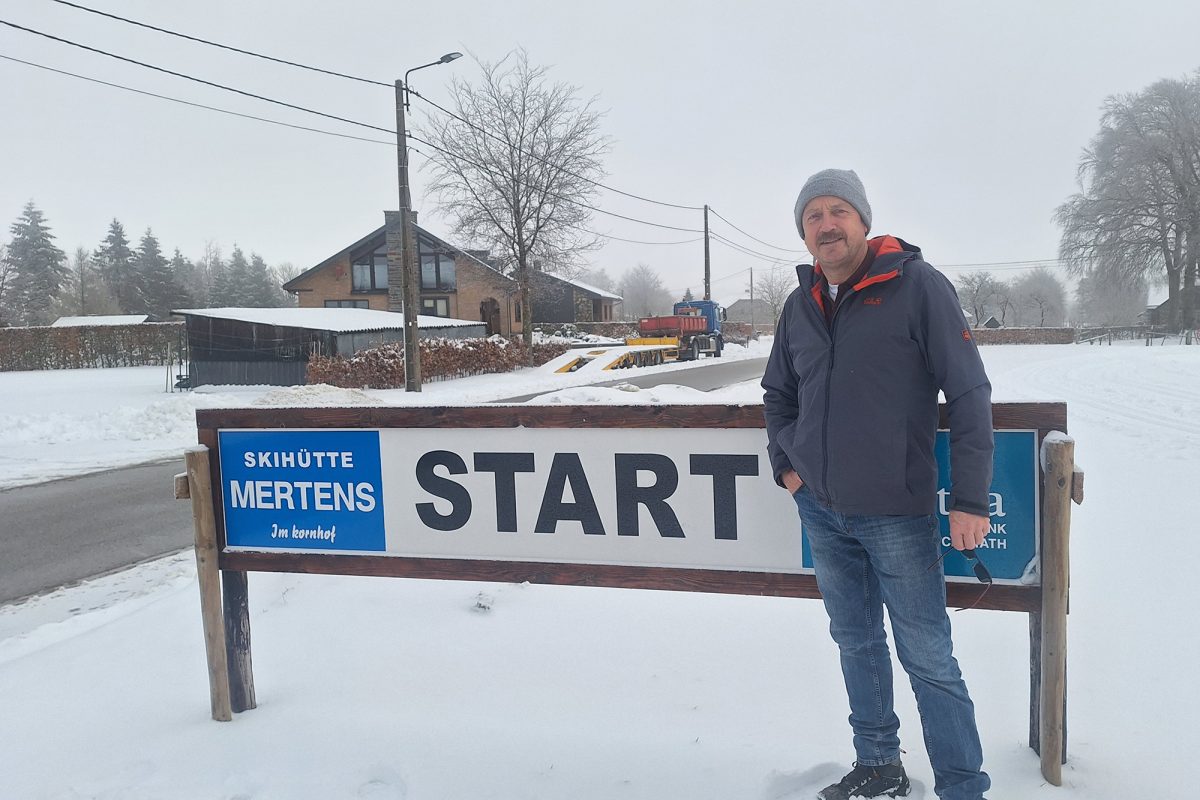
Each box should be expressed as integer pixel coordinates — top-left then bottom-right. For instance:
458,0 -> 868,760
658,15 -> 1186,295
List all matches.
813,259 -> 905,506
820,292 -> 848,504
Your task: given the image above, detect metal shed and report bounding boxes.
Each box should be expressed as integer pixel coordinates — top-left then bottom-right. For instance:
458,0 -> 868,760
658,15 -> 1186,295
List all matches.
173,307 -> 486,386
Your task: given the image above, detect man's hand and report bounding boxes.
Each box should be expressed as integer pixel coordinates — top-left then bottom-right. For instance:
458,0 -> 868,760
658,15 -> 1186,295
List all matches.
781,469 -> 805,495
949,509 -> 989,550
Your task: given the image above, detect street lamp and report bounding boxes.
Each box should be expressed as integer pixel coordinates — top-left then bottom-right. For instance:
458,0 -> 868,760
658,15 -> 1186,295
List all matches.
395,51 -> 462,392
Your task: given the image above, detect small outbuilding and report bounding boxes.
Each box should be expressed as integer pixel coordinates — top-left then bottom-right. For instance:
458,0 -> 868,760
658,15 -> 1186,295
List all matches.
174,307 -> 486,387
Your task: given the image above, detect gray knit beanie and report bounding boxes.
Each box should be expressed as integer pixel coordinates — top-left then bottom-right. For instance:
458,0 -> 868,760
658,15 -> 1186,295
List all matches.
794,168 -> 872,234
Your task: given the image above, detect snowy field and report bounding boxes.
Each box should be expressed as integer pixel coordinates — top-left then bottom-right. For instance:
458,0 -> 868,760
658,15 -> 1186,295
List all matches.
0,339 -> 772,491
0,340 -> 1197,799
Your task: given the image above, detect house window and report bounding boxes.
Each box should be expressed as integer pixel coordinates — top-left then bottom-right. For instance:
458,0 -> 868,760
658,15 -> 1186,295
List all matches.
422,297 -> 450,317
325,299 -> 368,309
419,246 -> 456,291
351,246 -> 389,292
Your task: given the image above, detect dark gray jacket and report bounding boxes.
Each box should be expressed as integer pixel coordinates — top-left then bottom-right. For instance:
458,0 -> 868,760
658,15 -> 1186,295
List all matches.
761,236 -> 993,516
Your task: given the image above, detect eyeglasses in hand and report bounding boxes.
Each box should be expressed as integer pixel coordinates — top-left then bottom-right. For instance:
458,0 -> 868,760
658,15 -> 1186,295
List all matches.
928,547 -> 993,611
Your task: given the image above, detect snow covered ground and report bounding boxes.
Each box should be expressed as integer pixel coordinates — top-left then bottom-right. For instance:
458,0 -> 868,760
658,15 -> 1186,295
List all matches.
1,340 -> 1197,799
0,338 -> 771,491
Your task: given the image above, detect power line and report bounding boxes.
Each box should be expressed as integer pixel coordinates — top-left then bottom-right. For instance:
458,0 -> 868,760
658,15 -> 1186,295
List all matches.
0,52 -> 396,146
411,90 -> 705,212
707,207 -> 806,254
46,0 -> 392,87
2,44 -> 704,242
709,232 -> 796,265
20,8 -> 799,253
408,133 -> 706,233
40,0 -> 711,216
0,18 -> 395,133
5,15 -> 797,253
937,258 -> 1065,269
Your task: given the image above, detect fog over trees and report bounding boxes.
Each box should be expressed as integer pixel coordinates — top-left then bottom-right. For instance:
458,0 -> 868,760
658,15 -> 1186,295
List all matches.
954,267 -> 1070,327
1056,72 -> 1200,332
617,263 -> 673,318
752,265 -> 796,328
0,202 -> 294,327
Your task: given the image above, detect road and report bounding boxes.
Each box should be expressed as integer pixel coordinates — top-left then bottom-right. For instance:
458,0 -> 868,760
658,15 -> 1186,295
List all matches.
0,460 -> 193,605
0,357 -> 768,605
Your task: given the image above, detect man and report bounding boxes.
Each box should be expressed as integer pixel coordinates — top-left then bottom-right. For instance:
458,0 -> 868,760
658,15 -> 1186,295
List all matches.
761,169 -> 993,800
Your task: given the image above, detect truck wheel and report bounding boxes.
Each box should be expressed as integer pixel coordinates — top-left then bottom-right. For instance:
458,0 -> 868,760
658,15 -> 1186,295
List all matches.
689,340 -> 700,361
714,336 -> 723,357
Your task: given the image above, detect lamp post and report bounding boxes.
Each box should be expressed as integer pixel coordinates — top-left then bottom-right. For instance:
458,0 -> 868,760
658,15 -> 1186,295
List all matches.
395,52 -> 461,392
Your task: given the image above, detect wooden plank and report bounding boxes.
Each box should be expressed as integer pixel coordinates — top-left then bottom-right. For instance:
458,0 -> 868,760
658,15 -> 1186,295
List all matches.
197,401 -> 1068,434
174,472 -> 189,500
1039,436 -> 1074,784
185,447 -> 232,722
216,550 -> 1042,613
1072,467 -> 1085,505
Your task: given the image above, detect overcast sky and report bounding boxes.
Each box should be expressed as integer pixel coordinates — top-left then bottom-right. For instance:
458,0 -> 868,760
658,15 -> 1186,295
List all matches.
3,0 -> 1199,305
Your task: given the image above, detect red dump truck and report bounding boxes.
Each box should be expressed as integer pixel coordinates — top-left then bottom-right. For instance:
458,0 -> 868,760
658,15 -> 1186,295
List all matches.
626,300 -> 725,362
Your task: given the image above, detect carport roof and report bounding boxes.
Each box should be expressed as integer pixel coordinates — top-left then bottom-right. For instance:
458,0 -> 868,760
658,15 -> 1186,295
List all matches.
172,307 -> 481,334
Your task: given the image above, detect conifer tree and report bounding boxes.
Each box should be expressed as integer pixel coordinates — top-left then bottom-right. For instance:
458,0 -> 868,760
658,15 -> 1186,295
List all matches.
208,250 -> 235,306
7,201 -> 68,326
224,245 -> 252,306
93,219 -> 141,313
245,252 -> 281,307
136,229 -> 187,318
168,248 -> 194,311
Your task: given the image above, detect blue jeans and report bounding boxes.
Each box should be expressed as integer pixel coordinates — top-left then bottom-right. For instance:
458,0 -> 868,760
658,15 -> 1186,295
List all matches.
793,486 -> 990,800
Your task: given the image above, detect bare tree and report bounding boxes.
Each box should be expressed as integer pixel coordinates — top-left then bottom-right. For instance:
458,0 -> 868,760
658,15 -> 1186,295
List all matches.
1057,73 -> 1200,331
753,265 -> 796,327
1011,267 -> 1068,327
993,280 -> 1016,326
617,263 -> 673,318
418,49 -> 609,356
577,266 -> 616,292
0,243 -> 14,327
1075,272 -> 1148,326
955,270 -> 1002,326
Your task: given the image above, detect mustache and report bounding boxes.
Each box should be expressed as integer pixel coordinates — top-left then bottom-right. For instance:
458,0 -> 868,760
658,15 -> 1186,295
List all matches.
816,234 -> 844,244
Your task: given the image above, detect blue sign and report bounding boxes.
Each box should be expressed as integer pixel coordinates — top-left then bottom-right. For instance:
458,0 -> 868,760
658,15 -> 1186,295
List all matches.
219,430 -> 385,552
803,430 -> 1039,583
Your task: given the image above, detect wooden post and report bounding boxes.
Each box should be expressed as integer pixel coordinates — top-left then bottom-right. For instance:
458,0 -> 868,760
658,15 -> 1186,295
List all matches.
222,570 -> 257,712
1039,434 -> 1075,785
184,447 -> 233,722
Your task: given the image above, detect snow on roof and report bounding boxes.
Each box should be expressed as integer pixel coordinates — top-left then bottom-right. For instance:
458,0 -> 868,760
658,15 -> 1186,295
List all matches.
560,277 -> 621,300
51,315 -> 150,327
171,307 -> 482,333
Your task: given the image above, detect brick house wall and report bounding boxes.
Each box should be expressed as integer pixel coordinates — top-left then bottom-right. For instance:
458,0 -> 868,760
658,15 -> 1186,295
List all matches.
287,254 -> 389,311
447,254 -> 521,337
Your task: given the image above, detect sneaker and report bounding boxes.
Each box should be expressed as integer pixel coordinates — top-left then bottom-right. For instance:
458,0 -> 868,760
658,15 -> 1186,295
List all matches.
816,760 -> 911,800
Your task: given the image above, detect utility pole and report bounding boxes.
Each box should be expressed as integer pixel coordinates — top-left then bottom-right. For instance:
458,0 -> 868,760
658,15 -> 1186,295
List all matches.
749,266 -> 755,332
703,204 -> 711,301
391,53 -> 460,392
395,79 -> 422,392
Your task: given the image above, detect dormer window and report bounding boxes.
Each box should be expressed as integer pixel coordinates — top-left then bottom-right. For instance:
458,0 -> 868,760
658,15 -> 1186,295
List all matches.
351,245 -> 389,292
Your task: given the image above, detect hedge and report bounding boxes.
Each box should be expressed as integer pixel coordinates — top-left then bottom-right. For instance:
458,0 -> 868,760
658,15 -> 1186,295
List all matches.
307,336 -> 570,389
0,323 -> 183,371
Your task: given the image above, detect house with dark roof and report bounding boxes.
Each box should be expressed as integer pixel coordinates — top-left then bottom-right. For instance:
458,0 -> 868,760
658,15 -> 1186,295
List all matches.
283,216 -> 620,336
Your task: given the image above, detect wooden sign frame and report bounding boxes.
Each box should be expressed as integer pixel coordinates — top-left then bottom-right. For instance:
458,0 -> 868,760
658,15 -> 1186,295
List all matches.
181,401 -> 1075,784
